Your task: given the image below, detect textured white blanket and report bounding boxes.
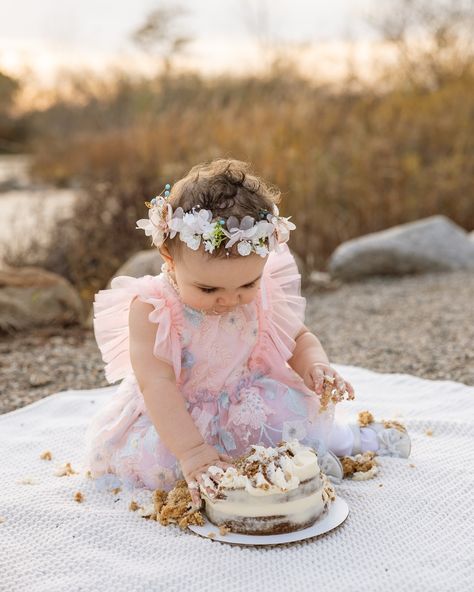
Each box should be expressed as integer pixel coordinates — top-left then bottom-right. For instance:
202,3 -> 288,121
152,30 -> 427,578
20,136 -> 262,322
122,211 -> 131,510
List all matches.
1,364 -> 473,592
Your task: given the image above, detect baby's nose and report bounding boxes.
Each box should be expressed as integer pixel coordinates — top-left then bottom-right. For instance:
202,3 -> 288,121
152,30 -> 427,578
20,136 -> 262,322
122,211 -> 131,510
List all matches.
219,293 -> 240,306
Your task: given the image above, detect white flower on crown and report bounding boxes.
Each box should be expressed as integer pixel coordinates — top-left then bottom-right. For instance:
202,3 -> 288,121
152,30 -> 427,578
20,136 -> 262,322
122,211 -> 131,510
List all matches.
268,205 -> 296,247
136,201 -> 173,247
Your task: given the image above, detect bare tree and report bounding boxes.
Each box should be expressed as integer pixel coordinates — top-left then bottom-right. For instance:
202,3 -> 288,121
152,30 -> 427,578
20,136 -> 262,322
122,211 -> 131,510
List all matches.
131,4 -> 194,75
237,0 -> 311,76
364,0 -> 474,88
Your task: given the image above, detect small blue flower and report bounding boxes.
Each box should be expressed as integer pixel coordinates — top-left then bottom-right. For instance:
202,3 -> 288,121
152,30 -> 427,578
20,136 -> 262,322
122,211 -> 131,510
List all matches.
219,391 -> 230,409
219,429 -> 237,451
183,306 -> 204,326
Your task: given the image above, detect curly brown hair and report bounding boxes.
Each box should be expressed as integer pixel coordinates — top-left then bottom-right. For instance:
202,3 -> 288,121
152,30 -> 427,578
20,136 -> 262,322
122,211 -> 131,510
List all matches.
163,158 -> 282,260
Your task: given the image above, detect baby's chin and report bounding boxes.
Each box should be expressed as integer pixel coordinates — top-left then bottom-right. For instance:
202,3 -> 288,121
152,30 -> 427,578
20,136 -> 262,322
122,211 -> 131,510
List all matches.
183,301 -> 236,314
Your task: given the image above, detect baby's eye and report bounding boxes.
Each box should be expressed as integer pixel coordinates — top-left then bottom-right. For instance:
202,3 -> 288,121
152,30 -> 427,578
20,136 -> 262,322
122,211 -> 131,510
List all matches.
199,281 -> 257,294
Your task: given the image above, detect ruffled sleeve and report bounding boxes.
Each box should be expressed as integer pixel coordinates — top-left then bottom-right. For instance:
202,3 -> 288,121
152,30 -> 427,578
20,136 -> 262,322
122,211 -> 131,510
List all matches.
93,275 -> 184,384
259,242 -> 306,363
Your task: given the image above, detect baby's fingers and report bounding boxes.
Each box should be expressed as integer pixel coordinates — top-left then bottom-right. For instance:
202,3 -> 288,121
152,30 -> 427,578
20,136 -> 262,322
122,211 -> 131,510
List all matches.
344,380 -> 355,399
187,479 -> 202,509
311,369 -> 325,394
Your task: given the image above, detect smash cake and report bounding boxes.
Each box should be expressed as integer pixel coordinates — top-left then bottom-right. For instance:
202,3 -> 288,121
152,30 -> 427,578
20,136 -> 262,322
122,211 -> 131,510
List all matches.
199,439 -> 336,535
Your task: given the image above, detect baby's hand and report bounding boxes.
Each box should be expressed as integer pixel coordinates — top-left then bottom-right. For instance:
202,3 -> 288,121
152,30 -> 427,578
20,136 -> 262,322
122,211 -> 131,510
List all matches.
178,442 -> 234,509
304,362 -> 355,400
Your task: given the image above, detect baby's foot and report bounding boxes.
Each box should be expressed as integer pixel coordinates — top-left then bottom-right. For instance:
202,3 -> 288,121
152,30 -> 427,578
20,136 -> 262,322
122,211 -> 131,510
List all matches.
349,410 -> 411,458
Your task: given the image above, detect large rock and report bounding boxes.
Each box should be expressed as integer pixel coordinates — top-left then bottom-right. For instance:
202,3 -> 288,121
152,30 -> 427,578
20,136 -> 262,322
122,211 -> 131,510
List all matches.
0,267 -> 84,332
84,250 -> 164,328
328,216 -> 474,281
107,250 -> 164,287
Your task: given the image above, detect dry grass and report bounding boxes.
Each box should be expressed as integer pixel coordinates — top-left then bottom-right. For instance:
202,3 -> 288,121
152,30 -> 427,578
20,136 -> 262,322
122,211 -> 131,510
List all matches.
4,50 -> 473,307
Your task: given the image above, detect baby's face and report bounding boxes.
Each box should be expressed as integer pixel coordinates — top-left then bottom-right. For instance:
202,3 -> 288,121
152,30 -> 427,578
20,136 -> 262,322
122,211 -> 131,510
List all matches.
162,245 -> 268,314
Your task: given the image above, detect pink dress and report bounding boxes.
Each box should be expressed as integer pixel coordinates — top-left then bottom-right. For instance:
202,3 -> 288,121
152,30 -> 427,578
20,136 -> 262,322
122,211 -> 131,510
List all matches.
83,243 -> 336,492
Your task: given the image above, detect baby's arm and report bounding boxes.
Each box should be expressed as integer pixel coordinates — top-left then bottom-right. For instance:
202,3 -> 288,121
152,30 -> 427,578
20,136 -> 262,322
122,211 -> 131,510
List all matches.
287,325 -> 354,398
129,297 -> 232,504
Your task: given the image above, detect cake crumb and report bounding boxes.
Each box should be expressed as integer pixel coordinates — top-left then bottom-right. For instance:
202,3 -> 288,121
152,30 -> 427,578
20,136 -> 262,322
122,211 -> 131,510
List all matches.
319,377 -> 355,412
17,477 -> 39,485
352,465 -> 379,481
409,464 -> 416,468
40,451 -> 52,461
54,462 -> 78,476
74,491 -> 84,503
130,480 -> 205,530
383,419 -> 407,433
358,411 -> 374,426
111,487 -> 122,495
341,451 -> 378,480
207,531 -> 217,539
425,429 -> 434,436
219,524 -> 232,536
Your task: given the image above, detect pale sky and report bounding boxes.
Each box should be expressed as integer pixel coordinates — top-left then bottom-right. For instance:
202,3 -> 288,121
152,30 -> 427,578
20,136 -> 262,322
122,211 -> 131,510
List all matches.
0,0 -> 381,82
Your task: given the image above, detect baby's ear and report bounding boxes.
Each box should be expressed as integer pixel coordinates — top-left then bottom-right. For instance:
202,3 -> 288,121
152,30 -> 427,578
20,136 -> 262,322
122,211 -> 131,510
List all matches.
159,244 -> 173,265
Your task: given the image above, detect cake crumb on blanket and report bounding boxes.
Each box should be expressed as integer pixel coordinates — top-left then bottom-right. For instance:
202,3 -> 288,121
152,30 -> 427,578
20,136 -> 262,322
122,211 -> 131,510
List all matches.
340,451 -> 379,480
130,479 -> 205,530
40,451 -> 52,461
54,462 -> 78,476
74,491 -> 84,503
17,476 -> 39,485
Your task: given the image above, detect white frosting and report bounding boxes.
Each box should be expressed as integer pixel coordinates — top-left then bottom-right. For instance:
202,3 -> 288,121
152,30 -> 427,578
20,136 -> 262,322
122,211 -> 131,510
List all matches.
202,439 -> 320,497
207,488 -> 325,518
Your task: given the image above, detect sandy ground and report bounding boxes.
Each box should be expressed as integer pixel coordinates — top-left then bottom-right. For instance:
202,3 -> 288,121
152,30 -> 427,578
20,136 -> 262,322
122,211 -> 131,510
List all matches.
1,270 -> 473,415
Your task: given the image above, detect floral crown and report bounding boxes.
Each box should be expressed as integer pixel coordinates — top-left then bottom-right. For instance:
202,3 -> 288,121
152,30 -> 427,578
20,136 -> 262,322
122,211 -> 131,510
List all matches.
136,183 -> 296,257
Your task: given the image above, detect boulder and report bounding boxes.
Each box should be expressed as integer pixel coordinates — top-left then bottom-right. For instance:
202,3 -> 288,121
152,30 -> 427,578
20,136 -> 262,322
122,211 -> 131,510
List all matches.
84,250 -> 164,328
328,216 -> 474,281
0,267 -> 84,333
107,250 -> 164,288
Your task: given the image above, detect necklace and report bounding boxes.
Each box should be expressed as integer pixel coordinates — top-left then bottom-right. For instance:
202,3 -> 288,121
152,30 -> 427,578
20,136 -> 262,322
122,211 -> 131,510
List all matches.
161,262 -> 221,316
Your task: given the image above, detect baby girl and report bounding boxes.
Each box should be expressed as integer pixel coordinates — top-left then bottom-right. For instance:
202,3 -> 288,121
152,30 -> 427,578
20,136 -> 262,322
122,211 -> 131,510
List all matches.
84,158 -> 411,508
